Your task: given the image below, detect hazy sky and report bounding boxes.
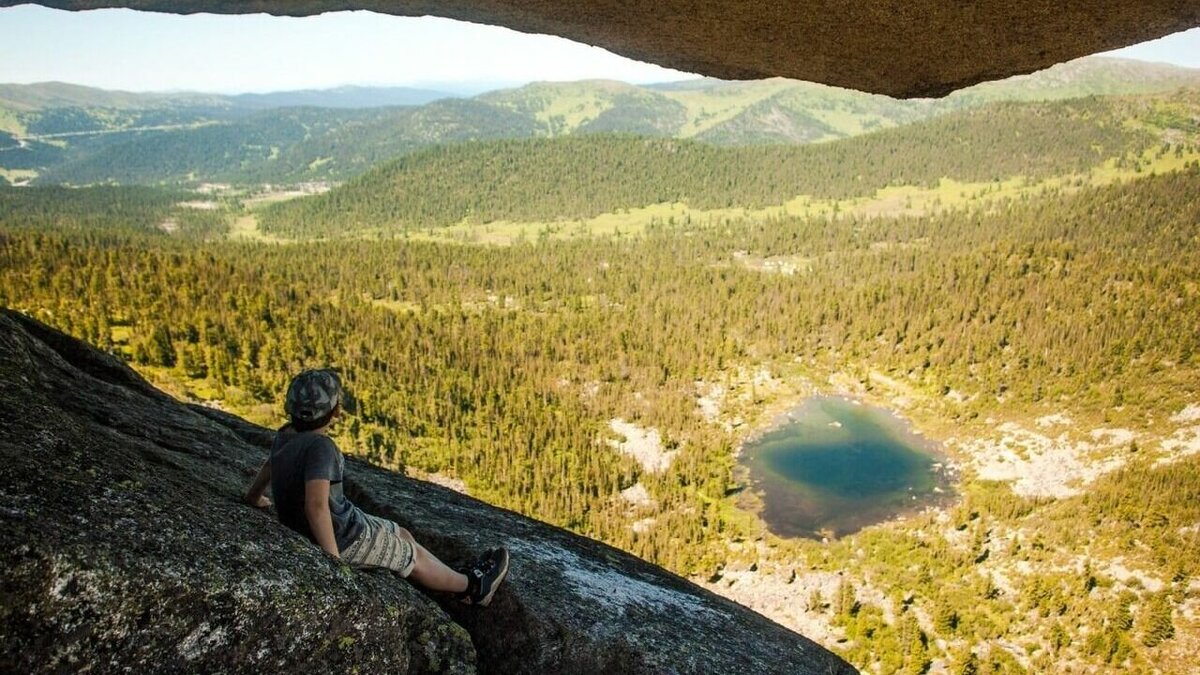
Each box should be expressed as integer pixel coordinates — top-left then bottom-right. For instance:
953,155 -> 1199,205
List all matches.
0,5 -> 1197,94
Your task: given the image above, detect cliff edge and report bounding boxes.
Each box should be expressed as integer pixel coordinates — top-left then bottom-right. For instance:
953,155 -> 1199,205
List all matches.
0,308 -> 855,674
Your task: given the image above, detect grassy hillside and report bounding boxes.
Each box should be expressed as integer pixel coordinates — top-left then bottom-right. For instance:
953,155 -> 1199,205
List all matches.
480,80 -> 681,135
259,96 -> 1167,237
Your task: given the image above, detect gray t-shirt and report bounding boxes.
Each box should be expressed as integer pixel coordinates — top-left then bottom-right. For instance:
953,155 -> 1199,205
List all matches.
270,427 -> 366,552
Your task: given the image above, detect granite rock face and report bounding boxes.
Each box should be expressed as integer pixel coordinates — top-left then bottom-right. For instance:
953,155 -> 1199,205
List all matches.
0,310 -> 477,673
0,308 -> 856,675
6,0 -> 1199,97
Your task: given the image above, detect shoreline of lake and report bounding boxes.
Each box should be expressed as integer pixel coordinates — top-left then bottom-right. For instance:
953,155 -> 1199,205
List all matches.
738,395 -> 957,540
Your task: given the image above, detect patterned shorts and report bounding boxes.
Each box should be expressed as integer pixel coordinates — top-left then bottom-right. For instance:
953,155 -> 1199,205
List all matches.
341,513 -> 416,577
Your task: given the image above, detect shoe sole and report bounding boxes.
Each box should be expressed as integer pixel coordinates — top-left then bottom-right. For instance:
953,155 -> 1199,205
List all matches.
477,550 -> 510,607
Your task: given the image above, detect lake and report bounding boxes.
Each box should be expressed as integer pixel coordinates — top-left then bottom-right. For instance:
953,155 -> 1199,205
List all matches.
740,396 -> 952,539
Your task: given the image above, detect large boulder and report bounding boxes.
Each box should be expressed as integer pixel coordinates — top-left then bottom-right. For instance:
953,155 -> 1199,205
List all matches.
0,308 -> 856,674
7,0 -> 1199,97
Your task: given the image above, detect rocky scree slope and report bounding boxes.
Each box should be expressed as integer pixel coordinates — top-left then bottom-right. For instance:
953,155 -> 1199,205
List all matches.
0,309 -> 855,674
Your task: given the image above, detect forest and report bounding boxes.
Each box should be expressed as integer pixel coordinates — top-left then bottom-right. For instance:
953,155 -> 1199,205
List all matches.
3,160 -> 1199,671
259,95 -> 1179,235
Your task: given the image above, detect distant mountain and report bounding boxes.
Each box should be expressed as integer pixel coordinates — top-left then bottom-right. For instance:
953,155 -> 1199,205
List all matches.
0,82 -> 230,112
2,56 -> 1197,187
942,57 -> 1200,105
471,57 -> 1200,145
33,99 -> 540,186
230,86 -> 456,109
480,80 -> 690,137
0,82 -> 464,114
686,81 -> 927,144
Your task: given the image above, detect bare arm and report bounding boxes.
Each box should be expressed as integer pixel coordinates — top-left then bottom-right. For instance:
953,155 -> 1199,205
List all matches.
304,479 -> 339,559
244,459 -> 272,508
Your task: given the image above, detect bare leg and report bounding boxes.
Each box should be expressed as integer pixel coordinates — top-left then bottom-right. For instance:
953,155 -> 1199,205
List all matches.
400,530 -> 469,594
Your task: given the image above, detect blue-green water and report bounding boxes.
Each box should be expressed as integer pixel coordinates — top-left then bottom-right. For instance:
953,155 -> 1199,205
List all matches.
741,397 -> 951,539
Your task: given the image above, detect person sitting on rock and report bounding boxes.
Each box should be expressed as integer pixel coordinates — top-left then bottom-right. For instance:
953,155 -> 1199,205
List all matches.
244,368 -> 509,606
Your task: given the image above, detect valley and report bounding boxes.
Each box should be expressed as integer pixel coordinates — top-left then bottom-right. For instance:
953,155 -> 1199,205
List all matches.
2,66 -> 1200,674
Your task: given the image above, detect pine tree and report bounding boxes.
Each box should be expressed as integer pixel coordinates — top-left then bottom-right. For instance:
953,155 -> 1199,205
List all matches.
1140,592 -> 1175,647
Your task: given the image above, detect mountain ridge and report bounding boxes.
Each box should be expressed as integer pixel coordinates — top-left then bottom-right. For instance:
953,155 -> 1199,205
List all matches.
2,57 -> 1198,187
4,57 -> 1197,112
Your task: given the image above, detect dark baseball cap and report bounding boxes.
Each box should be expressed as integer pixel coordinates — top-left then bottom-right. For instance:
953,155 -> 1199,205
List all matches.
285,369 -> 343,423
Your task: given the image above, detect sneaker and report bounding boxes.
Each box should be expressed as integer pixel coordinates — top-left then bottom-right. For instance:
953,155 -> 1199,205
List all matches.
460,547 -> 510,606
